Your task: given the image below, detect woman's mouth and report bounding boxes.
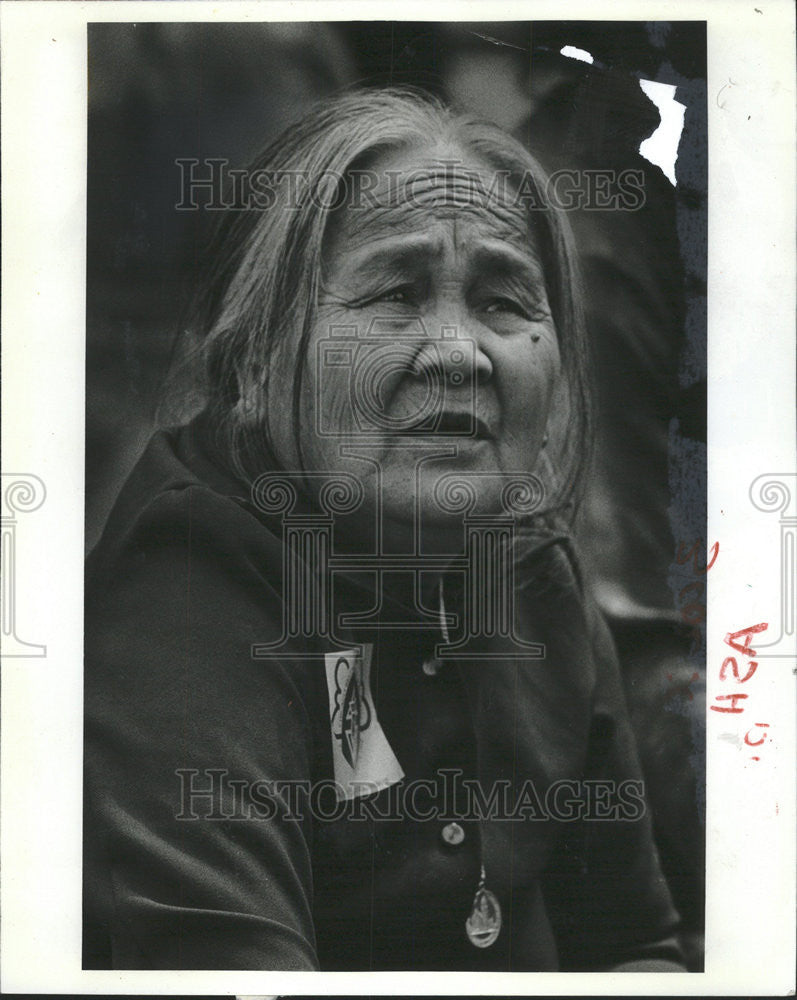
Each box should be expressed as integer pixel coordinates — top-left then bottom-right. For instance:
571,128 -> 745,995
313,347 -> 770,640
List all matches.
390,410 -> 494,439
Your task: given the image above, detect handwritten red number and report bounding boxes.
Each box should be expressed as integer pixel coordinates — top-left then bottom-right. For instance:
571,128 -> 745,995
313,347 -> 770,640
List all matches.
676,539 -> 720,574
719,656 -> 758,683
710,693 -> 748,713
724,622 -> 769,658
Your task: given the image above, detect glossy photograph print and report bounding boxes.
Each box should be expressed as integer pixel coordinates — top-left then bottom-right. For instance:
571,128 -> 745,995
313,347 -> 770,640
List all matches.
82,20 -> 708,973
76,19 -> 720,977
2,2 -> 795,993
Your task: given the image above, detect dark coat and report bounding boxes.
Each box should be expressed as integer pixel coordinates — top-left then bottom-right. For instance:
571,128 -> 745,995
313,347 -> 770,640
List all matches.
83,415 -> 683,971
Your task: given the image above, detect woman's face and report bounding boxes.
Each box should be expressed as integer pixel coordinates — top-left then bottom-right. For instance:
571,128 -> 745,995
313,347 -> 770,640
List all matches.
282,141 -> 562,541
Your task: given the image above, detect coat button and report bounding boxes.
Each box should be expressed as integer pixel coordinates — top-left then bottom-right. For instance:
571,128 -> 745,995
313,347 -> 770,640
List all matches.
422,657 -> 441,676
440,821 -> 465,846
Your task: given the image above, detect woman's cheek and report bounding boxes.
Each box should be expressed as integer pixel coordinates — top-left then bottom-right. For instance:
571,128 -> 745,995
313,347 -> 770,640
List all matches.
501,343 -> 559,450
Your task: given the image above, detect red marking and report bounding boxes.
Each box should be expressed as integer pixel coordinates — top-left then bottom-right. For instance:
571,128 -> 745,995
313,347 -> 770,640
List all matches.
719,656 -> 758,684
710,692 -> 748,713
666,671 -> 700,701
678,581 -> 706,625
744,723 -> 770,747
675,539 -> 720,573
681,602 -> 706,626
687,623 -> 703,647
724,622 -> 769,658
705,541 -> 720,571
679,581 -> 704,600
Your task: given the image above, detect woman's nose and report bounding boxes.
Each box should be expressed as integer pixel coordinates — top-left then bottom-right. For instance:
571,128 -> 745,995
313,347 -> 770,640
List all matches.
412,318 -> 494,389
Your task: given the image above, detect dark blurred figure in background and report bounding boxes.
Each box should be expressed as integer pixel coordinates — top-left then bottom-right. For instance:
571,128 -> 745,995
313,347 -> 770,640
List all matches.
86,21 -> 706,968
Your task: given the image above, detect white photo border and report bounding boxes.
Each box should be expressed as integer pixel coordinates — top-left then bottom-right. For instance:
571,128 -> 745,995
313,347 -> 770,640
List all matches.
1,0 -> 794,994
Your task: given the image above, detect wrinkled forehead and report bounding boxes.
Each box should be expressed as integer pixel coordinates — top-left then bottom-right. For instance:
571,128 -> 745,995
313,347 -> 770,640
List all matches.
325,143 -> 540,261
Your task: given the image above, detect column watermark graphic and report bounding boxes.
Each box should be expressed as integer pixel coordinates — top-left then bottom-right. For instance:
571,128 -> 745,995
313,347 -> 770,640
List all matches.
749,473 -> 796,658
1,474 -> 47,657
251,313 -> 549,665
250,468 -> 546,663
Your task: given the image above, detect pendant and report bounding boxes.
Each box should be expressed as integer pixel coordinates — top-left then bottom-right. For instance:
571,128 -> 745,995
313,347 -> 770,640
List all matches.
465,869 -> 502,948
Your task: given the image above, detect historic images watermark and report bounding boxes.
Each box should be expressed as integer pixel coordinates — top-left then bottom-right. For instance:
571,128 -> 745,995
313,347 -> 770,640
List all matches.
250,313 -> 549,663
174,768 -> 647,824
315,319 -> 478,439
250,469 -> 546,660
247,307 -> 558,798
175,159 -> 647,213
0,474 -> 47,658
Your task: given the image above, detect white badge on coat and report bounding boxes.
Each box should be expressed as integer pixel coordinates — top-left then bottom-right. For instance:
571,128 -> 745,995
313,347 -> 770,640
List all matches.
324,645 -> 404,800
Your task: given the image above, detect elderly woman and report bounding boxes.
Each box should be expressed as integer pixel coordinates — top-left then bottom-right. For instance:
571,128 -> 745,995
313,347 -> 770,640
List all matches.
83,88 -> 685,972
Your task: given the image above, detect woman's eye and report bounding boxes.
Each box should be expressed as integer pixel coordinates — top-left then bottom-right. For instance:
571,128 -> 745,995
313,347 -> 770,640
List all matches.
483,297 -> 529,318
349,285 -> 419,309
352,286 -> 419,310
481,296 -> 550,323
377,286 -> 417,305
